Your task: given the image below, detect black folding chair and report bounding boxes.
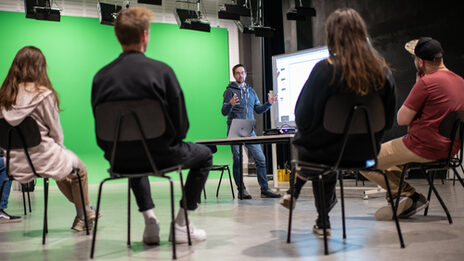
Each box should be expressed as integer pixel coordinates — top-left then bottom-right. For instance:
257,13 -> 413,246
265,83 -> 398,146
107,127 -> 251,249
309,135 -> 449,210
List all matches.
396,111 -> 464,224
90,99 -> 191,259
0,117 -> 89,244
287,93 -> 404,255
202,164 -> 234,200
0,149 -> 32,216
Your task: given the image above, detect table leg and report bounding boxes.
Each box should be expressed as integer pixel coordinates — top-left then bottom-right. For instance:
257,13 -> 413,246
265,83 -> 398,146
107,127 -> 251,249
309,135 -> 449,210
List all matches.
239,144 -> 244,200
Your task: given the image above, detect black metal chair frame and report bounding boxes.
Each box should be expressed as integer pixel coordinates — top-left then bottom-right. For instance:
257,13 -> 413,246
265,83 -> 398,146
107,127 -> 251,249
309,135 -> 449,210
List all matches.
0,117 -> 89,245
286,94 -> 405,255
396,111 -> 464,224
0,148 -> 32,216
202,164 -> 235,200
90,99 -> 192,260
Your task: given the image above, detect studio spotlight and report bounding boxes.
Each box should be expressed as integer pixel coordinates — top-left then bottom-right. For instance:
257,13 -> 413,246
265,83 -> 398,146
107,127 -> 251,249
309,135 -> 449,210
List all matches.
174,1 -> 210,32
24,0 -> 61,22
217,3 -> 250,20
252,26 -> 275,37
234,20 -> 253,34
174,8 -> 210,32
97,1 -> 122,26
137,0 -> 162,5
286,1 -> 316,21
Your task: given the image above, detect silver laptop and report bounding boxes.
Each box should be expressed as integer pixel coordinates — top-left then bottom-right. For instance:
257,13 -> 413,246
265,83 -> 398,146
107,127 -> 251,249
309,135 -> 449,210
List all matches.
228,119 -> 255,138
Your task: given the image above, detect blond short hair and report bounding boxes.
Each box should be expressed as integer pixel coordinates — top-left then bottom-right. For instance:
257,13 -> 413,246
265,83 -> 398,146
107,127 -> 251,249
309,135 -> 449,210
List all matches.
114,7 -> 154,46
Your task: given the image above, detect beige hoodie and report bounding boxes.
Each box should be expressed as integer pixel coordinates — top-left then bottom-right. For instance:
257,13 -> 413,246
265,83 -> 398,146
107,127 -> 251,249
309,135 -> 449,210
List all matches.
0,83 -> 76,183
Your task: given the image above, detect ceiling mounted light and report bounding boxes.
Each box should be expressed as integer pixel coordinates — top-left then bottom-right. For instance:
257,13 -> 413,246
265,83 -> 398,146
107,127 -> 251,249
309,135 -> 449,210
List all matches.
218,1 -> 250,21
286,0 -> 316,21
24,0 -> 61,22
137,0 -> 162,5
174,1 -> 210,32
231,0 -> 275,38
97,1 -> 122,26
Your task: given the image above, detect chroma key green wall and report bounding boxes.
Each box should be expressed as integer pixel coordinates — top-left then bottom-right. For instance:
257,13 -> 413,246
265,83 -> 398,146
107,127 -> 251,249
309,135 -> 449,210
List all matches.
0,11 -> 232,184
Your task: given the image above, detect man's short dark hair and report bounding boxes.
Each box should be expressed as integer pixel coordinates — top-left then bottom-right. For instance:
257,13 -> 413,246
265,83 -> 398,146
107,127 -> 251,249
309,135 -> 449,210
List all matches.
232,64 -> 246,74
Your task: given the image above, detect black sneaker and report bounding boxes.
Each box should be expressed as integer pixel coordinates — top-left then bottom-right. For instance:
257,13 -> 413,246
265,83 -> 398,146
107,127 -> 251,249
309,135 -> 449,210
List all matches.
260,190 -> 281,198
0,209 -> 22,224
238,189 -> 252,199
399,193 -> 429,219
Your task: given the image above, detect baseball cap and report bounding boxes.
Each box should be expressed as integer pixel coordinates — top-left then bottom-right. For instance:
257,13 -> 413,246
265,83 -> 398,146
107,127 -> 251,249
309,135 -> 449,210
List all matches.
404,37 -> 443,61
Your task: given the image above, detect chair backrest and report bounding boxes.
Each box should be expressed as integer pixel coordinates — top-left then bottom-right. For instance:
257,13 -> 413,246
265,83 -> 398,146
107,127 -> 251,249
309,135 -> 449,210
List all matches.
95,99 -> 171,174
438,111 -> 464,164
323,93 -> 385,134
0,117 -> 41,149
0,116 -> 42,178
95,99 -> 167,142
438,111 -> 464,140
322,92 -> 386,168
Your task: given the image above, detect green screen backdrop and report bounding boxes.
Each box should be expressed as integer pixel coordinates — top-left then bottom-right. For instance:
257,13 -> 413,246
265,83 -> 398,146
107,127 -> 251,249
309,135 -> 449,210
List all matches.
0,11 -> 232,184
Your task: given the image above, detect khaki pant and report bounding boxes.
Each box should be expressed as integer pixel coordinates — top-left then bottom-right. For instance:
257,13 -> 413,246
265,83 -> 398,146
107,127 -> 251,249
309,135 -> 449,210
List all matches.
361,137 -> 432,200
56,158 -> 90,208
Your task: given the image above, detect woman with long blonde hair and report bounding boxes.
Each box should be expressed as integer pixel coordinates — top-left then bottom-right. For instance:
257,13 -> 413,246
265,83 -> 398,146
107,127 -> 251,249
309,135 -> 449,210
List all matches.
0,46 -> 99,231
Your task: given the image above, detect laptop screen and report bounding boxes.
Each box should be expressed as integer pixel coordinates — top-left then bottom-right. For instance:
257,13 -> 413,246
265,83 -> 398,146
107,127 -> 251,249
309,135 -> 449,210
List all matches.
228,119 -> 255,138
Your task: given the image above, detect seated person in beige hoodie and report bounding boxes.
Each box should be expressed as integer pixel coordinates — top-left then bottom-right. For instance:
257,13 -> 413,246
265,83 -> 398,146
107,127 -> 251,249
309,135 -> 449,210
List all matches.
0,46 -> 99,231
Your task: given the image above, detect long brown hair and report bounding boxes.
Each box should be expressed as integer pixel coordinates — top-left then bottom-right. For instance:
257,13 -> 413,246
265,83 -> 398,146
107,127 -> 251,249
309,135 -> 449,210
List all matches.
0,46 -> 60,110
326,8 -> 388,95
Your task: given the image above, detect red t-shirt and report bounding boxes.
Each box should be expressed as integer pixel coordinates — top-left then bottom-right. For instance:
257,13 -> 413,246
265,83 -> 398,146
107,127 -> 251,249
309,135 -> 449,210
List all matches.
403,70 -> 464,160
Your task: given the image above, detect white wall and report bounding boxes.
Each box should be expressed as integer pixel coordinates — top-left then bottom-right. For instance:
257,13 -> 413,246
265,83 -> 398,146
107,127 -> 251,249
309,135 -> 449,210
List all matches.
0,0 -> 239,81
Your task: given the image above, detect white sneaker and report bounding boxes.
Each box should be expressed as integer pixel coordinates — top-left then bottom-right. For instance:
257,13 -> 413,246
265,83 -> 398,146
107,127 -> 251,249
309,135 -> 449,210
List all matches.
143,217 -> 160,245
375,197 -> 413,221
168,223 -> 206,244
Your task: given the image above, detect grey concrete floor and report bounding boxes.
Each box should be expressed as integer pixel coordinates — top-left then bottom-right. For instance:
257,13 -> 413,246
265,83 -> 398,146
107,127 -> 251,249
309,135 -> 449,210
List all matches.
0,177 -> 463,261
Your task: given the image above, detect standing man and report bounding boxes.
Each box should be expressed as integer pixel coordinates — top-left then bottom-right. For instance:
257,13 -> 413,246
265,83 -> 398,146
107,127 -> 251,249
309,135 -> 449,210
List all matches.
92,7 -> 212,244
361,37 -> 464,220
221,64 -> 280,199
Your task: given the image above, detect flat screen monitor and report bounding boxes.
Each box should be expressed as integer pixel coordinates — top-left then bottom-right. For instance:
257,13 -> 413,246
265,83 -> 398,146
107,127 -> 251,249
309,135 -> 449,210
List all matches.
272,46 -> 329,128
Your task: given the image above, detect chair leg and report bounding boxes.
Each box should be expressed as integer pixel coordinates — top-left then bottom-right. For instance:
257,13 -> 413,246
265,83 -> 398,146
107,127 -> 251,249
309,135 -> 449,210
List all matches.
168,178 -> 177,260
424,170 -> 434,216
203,186 -> 207,200
90,178 -> 112,259
42,178 -> 49,245
75,170 -> 89,235
319,174 -> 329,255
338,171 -> 346,240
127,180 -> 131,247
226,166 -> 235,199
21,185 -> 27,216
424,170 -> 452,224
178,171 -> 192,245
27,190 -> 32,213
452,167 -> 464,188
216,168 -> 225,198
286,167 -> 295,243
383,171 -> 405,248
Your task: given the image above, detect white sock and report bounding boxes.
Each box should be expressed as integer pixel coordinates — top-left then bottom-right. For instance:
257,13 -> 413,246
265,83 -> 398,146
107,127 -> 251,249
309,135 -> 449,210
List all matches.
175,207 -> 191,227
142,209 -> 158,223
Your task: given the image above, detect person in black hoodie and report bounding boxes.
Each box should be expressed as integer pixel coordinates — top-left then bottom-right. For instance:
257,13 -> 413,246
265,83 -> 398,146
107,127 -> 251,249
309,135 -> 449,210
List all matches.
279,8 -> 396,238
92,7 -> 211,245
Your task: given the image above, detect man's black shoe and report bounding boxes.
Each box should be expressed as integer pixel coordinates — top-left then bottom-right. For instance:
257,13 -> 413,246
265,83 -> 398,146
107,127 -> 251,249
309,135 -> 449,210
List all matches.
260,190 -> 281,198
238,189 -> 252,199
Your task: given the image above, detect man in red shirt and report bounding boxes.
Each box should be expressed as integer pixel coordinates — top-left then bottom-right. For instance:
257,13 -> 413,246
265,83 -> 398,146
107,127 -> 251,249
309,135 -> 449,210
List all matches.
361,37 -> 464,220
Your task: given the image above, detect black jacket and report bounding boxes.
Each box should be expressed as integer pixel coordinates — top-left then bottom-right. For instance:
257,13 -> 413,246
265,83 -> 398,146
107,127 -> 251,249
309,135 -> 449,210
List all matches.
91,51 -> 189,171
293,60 -> 397,166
